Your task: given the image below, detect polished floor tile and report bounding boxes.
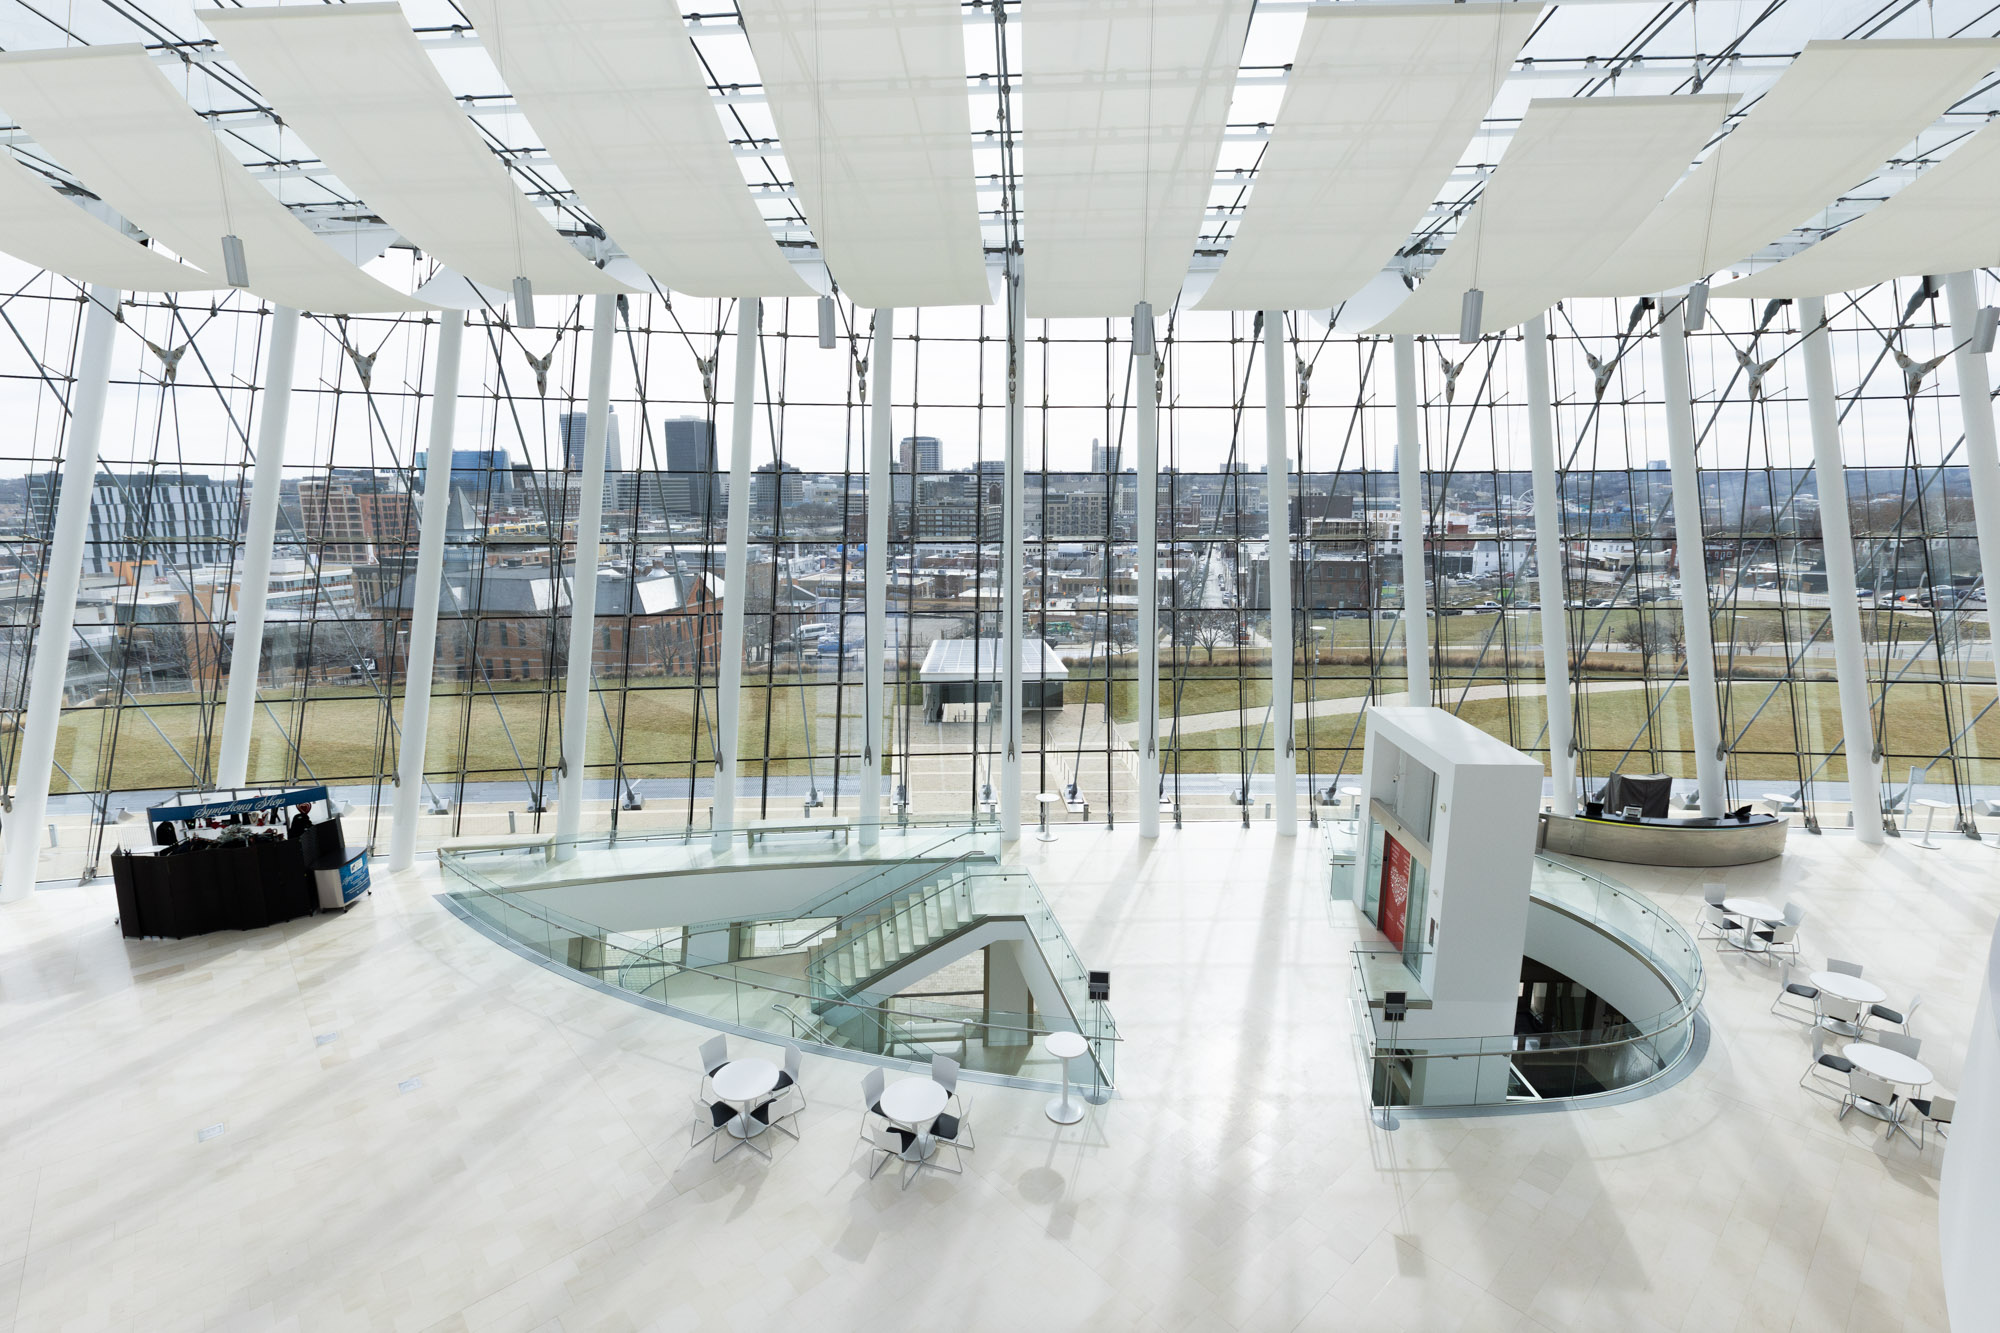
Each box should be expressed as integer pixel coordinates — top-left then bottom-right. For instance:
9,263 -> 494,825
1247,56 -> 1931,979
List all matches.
0,821 -> 1985,1332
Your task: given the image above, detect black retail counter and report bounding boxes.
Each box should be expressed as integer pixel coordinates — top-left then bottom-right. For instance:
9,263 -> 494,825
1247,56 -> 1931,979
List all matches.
111,818 -> 345,939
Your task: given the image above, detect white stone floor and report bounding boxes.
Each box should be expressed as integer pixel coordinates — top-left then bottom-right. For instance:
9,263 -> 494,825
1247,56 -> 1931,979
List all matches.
0,823 -> 1989,1332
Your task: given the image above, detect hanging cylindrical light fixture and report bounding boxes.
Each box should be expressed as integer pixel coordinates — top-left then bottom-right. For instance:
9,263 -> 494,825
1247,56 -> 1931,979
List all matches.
1683,279 -> 1710,332
512,276 -> 536,329
220,234 -> 249,289
1133,300 -> 1154,358
1458,288 -> 1484,345
818,294 -> 836,349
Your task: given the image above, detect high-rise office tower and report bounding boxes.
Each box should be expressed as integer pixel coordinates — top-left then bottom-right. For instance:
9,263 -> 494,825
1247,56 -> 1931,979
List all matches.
559,409 -> 622,475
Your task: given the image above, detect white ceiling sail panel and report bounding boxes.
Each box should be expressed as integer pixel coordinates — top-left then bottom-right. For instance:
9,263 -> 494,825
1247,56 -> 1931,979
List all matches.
1721,119 -> 2000,299
1025,0 -> 1253,319
456,0 -> 808,300
741,0 -> 989,309
203,4 -> 627,297
1196,3 -> 1540,315
0,149 -> 221,292
1576,38 -> 2000,300
1369,95 -> 1735,338
0,46 -> 427,313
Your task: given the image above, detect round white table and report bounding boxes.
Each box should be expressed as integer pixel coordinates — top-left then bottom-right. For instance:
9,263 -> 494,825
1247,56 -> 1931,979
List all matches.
711,1057 -> 779,1158
1913,797 -> 1954,849
1036,793 -> 1061,842
1721,898 -> 1783,952
1844,1041 -> 1934,1143
1045,1031 -> 1089,1124
1811,971 -> 1887,1006
1845,1042 -> 1932,1088
878,1076 -> 949,1161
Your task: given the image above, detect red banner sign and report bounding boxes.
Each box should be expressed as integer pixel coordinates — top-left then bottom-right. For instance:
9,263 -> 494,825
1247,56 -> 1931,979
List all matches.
1379,834 -> 1412,949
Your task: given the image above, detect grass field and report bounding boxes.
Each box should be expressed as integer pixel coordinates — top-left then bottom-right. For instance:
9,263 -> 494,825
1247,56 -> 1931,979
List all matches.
29,640 -> 2000,795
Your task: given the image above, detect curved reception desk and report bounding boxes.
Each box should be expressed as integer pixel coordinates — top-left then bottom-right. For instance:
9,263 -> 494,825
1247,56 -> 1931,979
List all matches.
1538,811 -> 1788,867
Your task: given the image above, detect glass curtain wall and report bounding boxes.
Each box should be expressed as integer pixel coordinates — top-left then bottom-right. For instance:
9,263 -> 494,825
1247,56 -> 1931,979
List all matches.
6,269 -> 2000,876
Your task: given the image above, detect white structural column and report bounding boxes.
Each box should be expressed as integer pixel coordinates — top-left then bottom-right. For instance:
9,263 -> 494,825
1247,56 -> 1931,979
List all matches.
861,308 -> 894,846
1523,313 -> 1577,815
1263,312 -> 1296,835
1393,335 -> 1431,704
1659,301 -> 1729,816
713,297 -> 758,840
215,304 -> 300,791
388,308 -> 465,872
1799,296 -> 1884,842
1135,303 -> 1161,838
1947,273 -> 2000,786
1001,255 -> 1024,839
2,285 -> 119,903
554,293 -> 617,858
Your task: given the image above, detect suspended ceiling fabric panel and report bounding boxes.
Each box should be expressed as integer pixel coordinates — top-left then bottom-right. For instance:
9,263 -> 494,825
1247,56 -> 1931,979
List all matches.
0,46 -> 427,313
204,4 -> 627,297
0,149 -> 221,292
455,0 -> 808,300
741,0 -> 989,309
1575,38 -> 2000,299
1370,95 -> 1735,337
1025,0 -> 1253,319
1721,120 -> 2000,299
1196,3 -> 1539,314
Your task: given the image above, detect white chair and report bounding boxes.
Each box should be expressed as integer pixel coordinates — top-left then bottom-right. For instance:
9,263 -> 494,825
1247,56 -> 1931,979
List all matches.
1697,886 -> 1740,941
1907,1095 -> 1954,1149
1816,993 -> 1864,1039
1771,963 -> 1820,1023
1870,1031 -> 1922,1058
1838,1068 -> 1900,1126
1826,959 -> 1864,978
764,1043 -> 805,1138
1799,1028 -> 1853,1094
688,1035 -> 737,1150
1754,903 -> 1804,959
858,1067 -> 889,1144
930,1053 -> 975,1150
864,1121 -> 917,1187
1870,993 -> 1921,1035
698,1035 -> 730,1093
1699,903 -> 1744,944
1755,919 -> 1801,960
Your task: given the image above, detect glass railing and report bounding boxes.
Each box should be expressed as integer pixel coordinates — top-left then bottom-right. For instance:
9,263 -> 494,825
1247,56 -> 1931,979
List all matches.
440,830 -> 1116,1094
1350,855 -> 1705,1109
437,815 -> 997,894
801,861 -> 1102,1039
